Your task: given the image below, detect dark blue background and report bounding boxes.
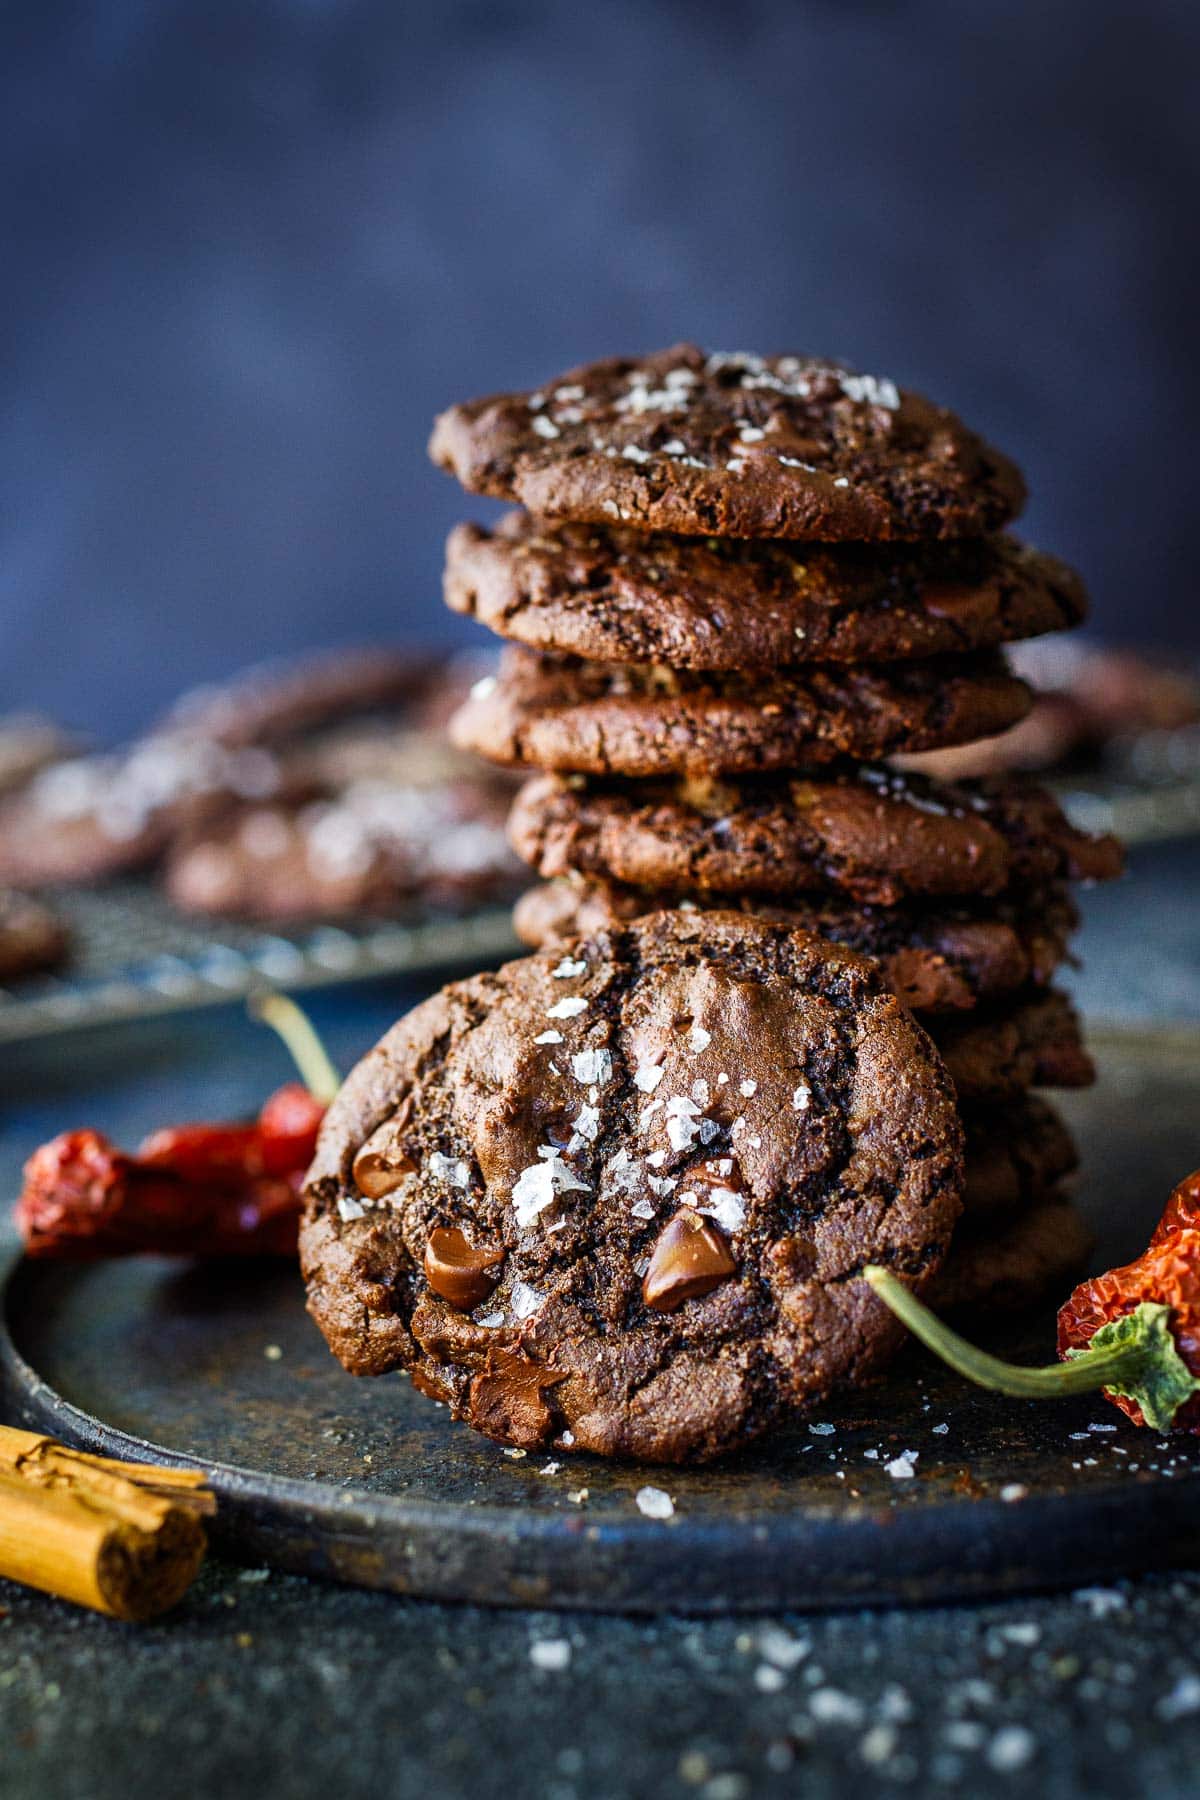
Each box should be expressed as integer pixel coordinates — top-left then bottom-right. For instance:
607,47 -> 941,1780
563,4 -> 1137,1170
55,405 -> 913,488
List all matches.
3,0 -> 1197,743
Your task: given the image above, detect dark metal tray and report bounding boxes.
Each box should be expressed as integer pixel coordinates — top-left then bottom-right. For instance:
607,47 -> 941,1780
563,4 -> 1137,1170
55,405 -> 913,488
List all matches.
3,1021 -> 1198,1615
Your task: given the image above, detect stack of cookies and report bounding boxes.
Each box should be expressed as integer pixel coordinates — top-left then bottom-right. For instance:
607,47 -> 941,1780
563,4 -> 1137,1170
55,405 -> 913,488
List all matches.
431,345 -> 1124,1316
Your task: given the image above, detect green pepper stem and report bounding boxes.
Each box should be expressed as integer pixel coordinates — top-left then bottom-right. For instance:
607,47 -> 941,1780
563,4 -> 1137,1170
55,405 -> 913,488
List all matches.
249,992 -> 342,1103
863,1265 -> 1200,1434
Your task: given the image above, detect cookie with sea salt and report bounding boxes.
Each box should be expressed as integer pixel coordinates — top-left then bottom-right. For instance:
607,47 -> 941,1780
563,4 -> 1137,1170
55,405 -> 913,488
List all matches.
445,516 -> 1084,668
300,911 -> 964,1464
451,647 -> 1031,778
506,770 -> 1124,908
513,879 -> 1078,1015
429,345 -> 1025,541
0,738 -> 287,887
156,648 -> 438,748
165,779 -> 522,922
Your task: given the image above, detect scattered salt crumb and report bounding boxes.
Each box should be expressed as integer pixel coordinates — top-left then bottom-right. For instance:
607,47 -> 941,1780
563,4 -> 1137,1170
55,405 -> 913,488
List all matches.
1073,1587 -> 1125,1619
858,1724 -> 897,1765
559,1429 -> 575,1447
739,1080 -> 757,1097
631,1199 -> 656,1221
791,1083 -> 810,1110
636,1485 -> 675,1520
931,1422 -> 949,1435
428,1152 -> 470,1189
634,1061 -> 664,1093
688,1025 -> 712,1053
1088,1422 -> 1118,1432
879,1685 -> 913,1723
534,1029 -> 564,1045
717,1072 -> 729,1086
510,1280 -> 544,1320
698,1189 -> 745,1235
552,956 -> 588,978
477,1311 -> 504,1328
884,1452 -> 917,1480
264,1345 -> 283,1362
529,1638 -> 571,1671
1158,1673 -> 1200,1720
503,1448 -> 527,1460
808,1422 -> 836,1437
809,1688 -> 866,1728
567,1488 -> 589,1505
986,1726 -> 1035,1772
1000,1483 -> 1028,1503
863,1448 -> 879,1461
546,996 -> 588,1019
531,415 -> 560,440
754,1665 -> 786,1693
571,1047 -> 613,1086
999,1622 -> 1040,1646
539,1461 -> 561,1476
337,1196 -> 365,1222
757,1625 -> 809,1670
238,1567 -> 271,1584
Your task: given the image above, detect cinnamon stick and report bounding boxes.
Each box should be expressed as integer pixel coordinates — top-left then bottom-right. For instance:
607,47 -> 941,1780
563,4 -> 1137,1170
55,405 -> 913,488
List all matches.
0,1426 -> 215,1621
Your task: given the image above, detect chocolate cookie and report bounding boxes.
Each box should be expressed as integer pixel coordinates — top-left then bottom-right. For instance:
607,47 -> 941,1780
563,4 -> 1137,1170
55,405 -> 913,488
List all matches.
961,1098 -> 1079,1221
445,516 -> 1084,668
931,990 -> 1094,1102
166,779 -> 523,923
507,770 -> 1123,907
430,345 -> 1025,541
927,1198 -> 1093,1316
0,738 -> 286,888
300,912 -> 964,1463
0,891 -> 68,982
158,649 -> 438,748
513,878 -> 1078,1015
452,647 -> 1031,779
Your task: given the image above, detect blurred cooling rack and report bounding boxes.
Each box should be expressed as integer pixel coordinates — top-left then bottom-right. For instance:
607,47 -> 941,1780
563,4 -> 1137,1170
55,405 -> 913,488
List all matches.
0,883 -> 521,1046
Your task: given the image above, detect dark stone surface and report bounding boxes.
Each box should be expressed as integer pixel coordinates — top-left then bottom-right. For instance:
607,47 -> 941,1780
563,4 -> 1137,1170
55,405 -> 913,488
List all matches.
1,839 -> 1198,1794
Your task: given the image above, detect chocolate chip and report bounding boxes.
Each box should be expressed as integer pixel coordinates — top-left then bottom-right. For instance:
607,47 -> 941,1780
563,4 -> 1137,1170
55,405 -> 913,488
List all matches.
469,1348 -> 567,1447
642,1209 -> 737,1312
352,1145 -> 416,1199
423,1226 -> 505,1311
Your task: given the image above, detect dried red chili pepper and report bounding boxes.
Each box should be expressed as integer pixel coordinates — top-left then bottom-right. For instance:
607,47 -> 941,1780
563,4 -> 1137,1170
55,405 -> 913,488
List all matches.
866,1166 -> 1200,1435
15,995 -> 339,1262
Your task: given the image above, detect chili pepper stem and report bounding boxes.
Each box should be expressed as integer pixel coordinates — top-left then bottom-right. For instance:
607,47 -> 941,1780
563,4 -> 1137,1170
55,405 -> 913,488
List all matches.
249,993 -> 342,1103
864,1265 -> 1200,1434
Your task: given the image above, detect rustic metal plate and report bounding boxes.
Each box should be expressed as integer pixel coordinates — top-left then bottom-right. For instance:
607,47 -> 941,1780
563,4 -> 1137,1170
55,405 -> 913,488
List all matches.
3,1023 -> 1199,1615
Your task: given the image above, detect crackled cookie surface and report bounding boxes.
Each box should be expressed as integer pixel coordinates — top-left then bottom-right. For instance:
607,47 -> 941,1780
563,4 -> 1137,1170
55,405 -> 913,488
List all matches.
430,345 -> 1025,541
507,769 -> 1123,907
445,516 -> 1083,668
301,912 -> 964,1463
452,647 -> 1031,778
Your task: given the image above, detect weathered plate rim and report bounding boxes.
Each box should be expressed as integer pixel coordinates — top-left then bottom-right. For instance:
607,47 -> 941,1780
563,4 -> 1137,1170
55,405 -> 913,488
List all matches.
2,1018 -> 1198,1615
